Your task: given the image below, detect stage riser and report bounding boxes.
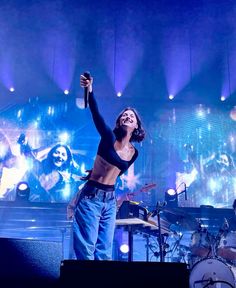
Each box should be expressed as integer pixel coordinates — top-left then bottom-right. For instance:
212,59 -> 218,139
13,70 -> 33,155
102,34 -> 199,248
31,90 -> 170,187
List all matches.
0,238 -> 62,287
60,260 -> 189,288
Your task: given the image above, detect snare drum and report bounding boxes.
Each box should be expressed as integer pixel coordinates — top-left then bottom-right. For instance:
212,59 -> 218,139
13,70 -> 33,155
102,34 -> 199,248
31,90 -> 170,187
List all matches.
189,257 -> 235,288
190,230 -> 211,258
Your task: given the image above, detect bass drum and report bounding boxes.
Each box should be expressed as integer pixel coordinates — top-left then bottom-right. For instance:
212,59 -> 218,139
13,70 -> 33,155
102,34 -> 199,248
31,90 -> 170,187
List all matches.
189,257 -> 235,288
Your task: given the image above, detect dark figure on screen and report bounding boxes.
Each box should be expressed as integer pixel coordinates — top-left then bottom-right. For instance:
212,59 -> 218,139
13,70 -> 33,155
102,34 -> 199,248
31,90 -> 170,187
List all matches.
67,73 -> 145,260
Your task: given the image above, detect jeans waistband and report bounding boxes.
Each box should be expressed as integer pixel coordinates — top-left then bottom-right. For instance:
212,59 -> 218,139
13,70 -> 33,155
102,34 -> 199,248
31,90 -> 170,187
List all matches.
86,180 -> 115,192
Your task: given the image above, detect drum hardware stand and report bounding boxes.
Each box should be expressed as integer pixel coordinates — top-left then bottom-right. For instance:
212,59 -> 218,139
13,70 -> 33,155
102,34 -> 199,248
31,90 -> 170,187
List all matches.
169,233 -> 186,263
142,232 -> 155,262
143,233 -> 150,262
207,218 -> 229,259
153,201 -> 168,262
204,230 -> 215,258
175,182 -> 187,202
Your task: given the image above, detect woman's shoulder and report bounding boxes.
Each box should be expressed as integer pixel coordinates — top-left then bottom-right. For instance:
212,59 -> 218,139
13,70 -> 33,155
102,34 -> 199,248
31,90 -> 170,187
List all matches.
131,143 -> 138,153
130,145 -> 138,161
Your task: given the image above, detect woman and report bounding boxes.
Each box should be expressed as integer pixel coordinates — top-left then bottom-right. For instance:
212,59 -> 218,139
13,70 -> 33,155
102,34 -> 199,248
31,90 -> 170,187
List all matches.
18,136 -> 81,202
70,73 -> 145,260
37,144 -> 80,202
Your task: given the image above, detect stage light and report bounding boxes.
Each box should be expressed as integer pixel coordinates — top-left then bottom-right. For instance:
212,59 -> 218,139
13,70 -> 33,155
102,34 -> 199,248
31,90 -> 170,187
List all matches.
64,89 -> 69,95
169,94 -> 174,100
9,87 -> 15,92
119,244 -> 129,254
15,182 -> 30,202
221,95 -> 226,101
166,188 -> 176,196
117,91 -> 122,97
165,188 -> 178,207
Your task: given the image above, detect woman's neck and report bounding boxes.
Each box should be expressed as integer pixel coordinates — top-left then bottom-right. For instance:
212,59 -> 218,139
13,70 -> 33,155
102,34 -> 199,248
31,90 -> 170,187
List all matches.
117,134 -> 131,147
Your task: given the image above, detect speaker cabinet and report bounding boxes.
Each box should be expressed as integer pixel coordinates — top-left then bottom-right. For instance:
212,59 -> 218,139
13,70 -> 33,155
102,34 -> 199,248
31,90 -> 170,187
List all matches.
60,260 -> 189,288
0,238 -> 62,287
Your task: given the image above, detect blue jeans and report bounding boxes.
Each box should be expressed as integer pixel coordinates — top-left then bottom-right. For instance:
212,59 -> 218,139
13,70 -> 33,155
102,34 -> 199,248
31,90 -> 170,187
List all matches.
73,181 -> 116,260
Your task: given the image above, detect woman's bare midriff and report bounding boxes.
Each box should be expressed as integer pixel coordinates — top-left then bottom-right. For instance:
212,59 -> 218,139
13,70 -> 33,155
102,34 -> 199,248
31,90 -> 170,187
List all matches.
89,155 -> 121,185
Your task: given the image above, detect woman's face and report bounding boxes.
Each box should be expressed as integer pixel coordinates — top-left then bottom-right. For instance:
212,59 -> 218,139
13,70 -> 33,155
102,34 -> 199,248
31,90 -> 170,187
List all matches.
52,146 -> 68,168
119,109 -> 138,131
219,154 -> 229,167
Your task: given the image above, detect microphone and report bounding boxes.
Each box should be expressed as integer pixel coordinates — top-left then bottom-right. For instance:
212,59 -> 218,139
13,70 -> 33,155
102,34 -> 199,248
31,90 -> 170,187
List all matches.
83,71 -> 91,108
151,201 -> 167,217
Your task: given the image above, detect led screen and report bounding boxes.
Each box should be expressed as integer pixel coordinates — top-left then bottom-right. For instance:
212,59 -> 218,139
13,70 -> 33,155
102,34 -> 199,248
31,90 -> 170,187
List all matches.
0,100 -> 236,209
144,104 -> 236,209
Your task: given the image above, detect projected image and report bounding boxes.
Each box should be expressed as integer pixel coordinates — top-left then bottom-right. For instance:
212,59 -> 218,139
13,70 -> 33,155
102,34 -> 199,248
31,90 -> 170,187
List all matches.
0,131 -> 25,200
0,133 -> 88,203
17,135 -> 83,202
149,104 -> 236,209
1,101 -> 236,208
0,101 -> 95,203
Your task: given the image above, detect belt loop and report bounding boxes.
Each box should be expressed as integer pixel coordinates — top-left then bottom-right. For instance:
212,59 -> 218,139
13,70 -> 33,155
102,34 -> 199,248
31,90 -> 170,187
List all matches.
103,192 -> 106,202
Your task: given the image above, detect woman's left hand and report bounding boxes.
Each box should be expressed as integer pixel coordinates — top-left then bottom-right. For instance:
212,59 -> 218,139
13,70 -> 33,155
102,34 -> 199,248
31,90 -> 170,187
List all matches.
80,74 -> 93,92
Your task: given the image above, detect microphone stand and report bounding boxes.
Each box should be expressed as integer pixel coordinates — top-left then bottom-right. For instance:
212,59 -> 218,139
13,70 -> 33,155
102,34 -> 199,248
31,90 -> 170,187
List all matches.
155,201 -> 166,262
153,184 -> 187,262
176,183 -> 187,201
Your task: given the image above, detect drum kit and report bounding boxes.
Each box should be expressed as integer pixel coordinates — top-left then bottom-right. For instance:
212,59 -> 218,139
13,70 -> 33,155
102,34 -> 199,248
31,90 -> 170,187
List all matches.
117,186 -> 236,287
161,208 -> 236,287
188,222 -> 236,287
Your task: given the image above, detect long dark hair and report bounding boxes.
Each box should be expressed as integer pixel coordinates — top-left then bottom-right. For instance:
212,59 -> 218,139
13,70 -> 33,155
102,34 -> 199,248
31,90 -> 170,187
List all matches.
42,144 -> 74,173
113,107 -> 145,143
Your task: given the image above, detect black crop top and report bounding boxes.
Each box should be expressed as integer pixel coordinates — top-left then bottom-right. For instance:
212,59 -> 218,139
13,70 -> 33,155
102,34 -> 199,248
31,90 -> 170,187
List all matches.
88,91 -> 138,175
